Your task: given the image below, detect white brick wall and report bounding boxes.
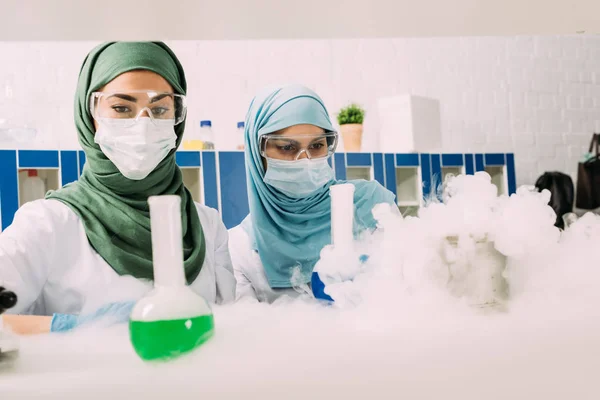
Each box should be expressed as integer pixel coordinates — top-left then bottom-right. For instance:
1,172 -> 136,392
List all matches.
1,36 -> 600,187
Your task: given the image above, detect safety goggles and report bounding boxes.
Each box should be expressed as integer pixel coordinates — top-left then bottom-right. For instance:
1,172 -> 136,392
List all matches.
89,90 -> 187,127
260,132 -> 338,161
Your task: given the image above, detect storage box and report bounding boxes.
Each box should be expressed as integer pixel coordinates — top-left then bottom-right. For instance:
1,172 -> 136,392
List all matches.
377,95 -> 442,153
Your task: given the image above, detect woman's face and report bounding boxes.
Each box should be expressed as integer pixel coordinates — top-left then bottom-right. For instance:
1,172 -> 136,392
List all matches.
92,70 -> 173,131
261,124 -> 327,170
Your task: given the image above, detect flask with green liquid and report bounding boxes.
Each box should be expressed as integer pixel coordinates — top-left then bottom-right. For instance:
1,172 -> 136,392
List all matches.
129,195 -> 214,361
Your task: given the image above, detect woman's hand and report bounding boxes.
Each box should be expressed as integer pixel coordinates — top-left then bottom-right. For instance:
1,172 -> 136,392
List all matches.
50,301 -> 136,332
2,315 -> 52,335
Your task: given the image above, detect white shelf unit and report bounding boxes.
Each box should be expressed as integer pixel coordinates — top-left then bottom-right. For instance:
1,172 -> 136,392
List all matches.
398,204 -> 420,217
396,166 -> 422,216
180,167 -> 203,203
485,166 -> 507,196
346,166 -> 374,181
441,166 -> 464,187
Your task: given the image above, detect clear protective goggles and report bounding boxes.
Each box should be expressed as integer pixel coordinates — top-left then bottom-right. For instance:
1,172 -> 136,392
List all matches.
260,132 -> 339,161
89,90 -> 187,127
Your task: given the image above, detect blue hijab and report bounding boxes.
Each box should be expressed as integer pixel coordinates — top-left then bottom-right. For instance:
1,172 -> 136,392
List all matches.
242,84 -> 396,288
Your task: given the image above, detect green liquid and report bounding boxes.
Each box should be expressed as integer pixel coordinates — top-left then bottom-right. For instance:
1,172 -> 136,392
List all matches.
129,315 -> 214,361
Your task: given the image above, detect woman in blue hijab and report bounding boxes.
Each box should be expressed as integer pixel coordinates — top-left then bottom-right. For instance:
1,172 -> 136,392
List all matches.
228,84 -> 397,302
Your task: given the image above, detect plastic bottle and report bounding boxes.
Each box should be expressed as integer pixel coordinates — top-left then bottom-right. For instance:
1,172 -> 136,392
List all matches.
20,170 -> 46,204
182,120 -> 215,150
129,195 -> 214,361
182,121 -> 202,151
236,121 -> 245,150
198,120 -> 215,150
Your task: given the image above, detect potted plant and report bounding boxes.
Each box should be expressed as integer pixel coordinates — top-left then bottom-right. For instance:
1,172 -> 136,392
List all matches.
337,103 -> 365,152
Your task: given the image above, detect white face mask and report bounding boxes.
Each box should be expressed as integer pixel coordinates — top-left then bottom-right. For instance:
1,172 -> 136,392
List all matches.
264,158 -> 335,198
94,117 -> 177,180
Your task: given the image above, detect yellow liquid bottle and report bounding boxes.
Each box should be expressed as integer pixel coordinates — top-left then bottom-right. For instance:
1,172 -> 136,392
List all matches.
182,139 -> 205,150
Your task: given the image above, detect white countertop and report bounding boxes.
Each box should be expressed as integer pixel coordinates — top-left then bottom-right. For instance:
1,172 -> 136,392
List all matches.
1,300 -> 598,400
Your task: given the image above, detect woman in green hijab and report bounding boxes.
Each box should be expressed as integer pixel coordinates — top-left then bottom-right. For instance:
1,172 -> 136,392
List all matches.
0,42 -> 235,334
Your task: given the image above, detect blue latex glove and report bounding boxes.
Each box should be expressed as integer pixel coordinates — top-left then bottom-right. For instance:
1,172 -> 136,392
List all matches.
311,254 -> 370,302
311,271 -> 334,302
51,301 -> 136,332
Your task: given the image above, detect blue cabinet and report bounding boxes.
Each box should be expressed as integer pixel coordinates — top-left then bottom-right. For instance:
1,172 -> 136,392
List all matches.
0,150 -> 516,230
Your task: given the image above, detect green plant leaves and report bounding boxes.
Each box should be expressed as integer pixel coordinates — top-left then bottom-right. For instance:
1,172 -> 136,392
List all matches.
336,103 -> 365,125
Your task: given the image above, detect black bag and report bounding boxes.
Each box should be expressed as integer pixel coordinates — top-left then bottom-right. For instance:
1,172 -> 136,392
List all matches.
576,133 -> 600,209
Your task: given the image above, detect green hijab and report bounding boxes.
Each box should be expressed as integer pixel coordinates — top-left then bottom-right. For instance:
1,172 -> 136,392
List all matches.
46,42 -> 206,283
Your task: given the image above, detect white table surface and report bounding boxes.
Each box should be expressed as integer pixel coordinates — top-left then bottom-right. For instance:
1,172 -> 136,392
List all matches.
1,300 -> 599,400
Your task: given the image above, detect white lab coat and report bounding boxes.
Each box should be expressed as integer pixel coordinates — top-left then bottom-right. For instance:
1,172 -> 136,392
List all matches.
228,225 -> 304,303
0,199 -> 236,315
